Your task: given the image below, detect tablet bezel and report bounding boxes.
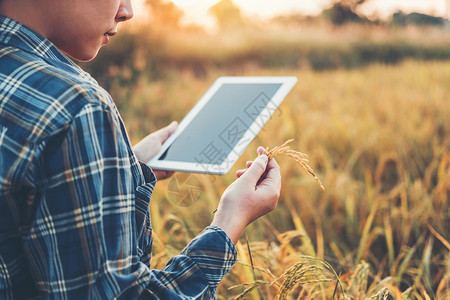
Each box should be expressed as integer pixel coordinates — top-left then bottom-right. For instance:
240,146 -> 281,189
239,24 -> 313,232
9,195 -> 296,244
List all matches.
147,76 -> 297,175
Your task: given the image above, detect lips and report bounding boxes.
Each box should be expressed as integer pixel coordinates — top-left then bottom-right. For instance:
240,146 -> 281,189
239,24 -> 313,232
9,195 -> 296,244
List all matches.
103,31 -> 117,45
102,34 -> 110,45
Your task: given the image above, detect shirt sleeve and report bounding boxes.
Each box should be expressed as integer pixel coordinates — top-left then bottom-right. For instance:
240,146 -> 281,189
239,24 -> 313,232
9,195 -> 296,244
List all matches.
23,100 -> 236,299
142,226 -> 237,299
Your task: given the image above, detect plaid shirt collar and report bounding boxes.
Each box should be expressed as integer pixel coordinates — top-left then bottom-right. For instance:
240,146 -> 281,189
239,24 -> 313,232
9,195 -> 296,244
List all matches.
0,14 -> 79,68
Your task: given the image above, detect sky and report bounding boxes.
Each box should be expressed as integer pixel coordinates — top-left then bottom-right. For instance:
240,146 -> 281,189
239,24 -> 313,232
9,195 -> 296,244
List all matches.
134,0 -> 449,28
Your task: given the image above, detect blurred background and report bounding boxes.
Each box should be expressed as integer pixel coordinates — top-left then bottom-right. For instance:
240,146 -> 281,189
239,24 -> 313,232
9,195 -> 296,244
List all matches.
81,0 -> 449,298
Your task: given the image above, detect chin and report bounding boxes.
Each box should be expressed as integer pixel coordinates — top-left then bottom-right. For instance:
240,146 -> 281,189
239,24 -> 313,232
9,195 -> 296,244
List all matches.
63,47 -> 101,62
71,51 -> 100,62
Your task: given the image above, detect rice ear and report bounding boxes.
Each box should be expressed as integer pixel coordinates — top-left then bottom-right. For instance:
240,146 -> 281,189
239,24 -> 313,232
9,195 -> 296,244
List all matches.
263,139 -> 325,190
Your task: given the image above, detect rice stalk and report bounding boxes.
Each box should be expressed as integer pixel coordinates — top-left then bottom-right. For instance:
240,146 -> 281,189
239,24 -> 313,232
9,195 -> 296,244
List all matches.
401,287 -> 414,299
348,260 -> 370,296
264,139 -> 325,190
356,194 -> 381,264
436,258 -> 450,299
274,256 -> 345,300
383,213 -> 395,266
427,224 -> 450,250
237,261 -> 278,283
372,287 -> 394,300
229,281 -> 272,300
286,202 -> 316,257
246,234 -> 258,290
414,238 -> 434,297
235,241 -> 261,300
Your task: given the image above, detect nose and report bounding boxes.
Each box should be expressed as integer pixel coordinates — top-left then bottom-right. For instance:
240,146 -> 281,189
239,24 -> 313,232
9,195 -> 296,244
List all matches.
116,0 -> 134,22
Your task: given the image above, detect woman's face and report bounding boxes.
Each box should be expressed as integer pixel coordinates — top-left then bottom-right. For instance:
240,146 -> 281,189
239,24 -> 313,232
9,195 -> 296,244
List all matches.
45,0 -> 133,61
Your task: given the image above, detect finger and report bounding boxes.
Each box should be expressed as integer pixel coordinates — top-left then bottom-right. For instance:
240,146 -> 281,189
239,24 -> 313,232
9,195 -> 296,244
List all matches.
154,121 -> 178,142
258,158 -> 281,188
236,161 -> 254,177
154,169 -> 175,181
236,169 -> 246,178
240,154 -> 268,185
257,146 -> 266,156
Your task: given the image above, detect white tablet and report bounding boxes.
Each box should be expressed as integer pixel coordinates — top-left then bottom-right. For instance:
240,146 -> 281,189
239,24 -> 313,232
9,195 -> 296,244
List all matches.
147,76 -> 297,175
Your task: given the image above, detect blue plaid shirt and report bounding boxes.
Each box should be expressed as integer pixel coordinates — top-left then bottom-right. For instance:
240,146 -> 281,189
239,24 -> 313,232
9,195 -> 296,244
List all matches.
0,16 -> 236,299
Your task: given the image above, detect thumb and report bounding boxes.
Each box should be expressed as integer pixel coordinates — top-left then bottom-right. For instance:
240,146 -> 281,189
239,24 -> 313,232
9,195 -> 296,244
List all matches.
240,154 -> 268,185
155,121 -> 178,142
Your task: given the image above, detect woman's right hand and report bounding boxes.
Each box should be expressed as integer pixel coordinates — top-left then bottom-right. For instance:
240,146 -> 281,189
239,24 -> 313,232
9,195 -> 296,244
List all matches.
210,147 -> 281,244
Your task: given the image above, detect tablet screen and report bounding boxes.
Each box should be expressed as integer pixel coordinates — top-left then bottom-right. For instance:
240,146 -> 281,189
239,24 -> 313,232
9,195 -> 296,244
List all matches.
148,76 -> 297,174
157,83 -> 282,165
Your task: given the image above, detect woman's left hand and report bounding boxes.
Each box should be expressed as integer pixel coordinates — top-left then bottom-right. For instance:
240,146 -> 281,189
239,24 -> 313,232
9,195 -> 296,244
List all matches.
133,121 -> 178,180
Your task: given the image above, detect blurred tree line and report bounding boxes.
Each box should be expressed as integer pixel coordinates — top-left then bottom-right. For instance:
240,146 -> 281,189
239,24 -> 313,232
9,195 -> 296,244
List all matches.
323,0 -> 369,25
79,0 -> 450,96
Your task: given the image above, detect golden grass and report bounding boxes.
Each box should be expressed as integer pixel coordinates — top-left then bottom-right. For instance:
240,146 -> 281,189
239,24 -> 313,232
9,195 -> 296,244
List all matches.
118,60 -> 450,299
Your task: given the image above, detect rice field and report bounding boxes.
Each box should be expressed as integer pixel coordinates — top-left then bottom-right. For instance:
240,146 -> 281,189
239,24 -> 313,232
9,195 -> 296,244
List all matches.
122,60 -> 449,299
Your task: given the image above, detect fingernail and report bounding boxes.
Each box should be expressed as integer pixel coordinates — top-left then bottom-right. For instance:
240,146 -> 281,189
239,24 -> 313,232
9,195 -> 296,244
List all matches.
169,121 -> 178,129
259,154 -> 268,164
257,147 -> 264,155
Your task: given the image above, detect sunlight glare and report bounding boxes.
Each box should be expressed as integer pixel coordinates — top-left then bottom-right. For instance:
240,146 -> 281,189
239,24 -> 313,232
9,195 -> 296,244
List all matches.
169,0 -> 220,9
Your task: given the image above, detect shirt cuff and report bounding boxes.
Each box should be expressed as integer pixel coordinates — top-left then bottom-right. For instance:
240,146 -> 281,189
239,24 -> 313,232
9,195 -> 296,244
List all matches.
180,226 -> 237,289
